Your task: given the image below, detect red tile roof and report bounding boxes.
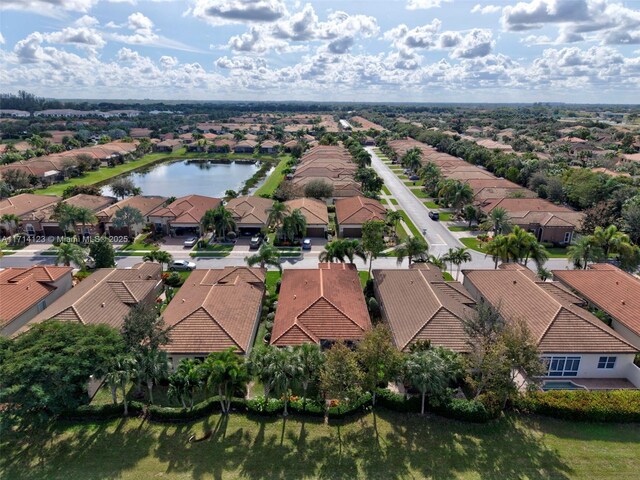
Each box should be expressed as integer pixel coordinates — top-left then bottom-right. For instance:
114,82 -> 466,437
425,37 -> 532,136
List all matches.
553,264 -> 640,339
148,195 -> 221,225
463,264 -> 637,354
162,267 -> 265,354
0,266 -> 73,327
335,196 -> 386,225
271,263 -> 371,346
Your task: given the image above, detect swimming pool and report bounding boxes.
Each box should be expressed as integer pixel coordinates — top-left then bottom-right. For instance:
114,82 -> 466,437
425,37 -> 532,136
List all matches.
542,381 -> 587,391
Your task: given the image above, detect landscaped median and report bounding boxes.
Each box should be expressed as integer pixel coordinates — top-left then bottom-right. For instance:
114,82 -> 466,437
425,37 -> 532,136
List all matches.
189,243 -> 233,258
396,210 -> 423,239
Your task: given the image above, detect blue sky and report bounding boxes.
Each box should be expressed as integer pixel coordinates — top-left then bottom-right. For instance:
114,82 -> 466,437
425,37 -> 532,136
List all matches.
0,0 -> 639,103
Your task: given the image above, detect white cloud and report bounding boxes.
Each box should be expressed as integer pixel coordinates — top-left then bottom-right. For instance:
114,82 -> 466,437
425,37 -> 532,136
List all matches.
45,27 -> 106,49
215,55 -> 266,70
0,0 -> 98,16
470,4 -> 501,15
110,12 -> 203,52
159,55 -> 178,68
191,0 -> 287,25
0,33 -> 5,45
74,15 -> 100,27
451,29 -> 495,58
502,0 -> 640,46
407,0 -> 451,10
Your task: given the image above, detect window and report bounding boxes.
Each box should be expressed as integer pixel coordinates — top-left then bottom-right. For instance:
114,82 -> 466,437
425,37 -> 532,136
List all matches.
597,356 -> 616,369
563,232 -> 572,244
37,300 -> 46,313
543,356 -> 581,377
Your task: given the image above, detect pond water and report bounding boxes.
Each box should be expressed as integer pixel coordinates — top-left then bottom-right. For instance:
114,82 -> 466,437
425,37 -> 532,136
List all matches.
102,159 -> 261,198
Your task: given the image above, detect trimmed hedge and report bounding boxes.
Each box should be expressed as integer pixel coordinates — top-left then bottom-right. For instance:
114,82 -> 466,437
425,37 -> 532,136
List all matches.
60,401 -> 144,420
514,390 -> 640,422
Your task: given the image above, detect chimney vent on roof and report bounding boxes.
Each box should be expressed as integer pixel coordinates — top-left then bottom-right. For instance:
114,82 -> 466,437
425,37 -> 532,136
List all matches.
622,300 -> 626,305
182,298 -> 186,303
513,280 -> 517,285
101,302 -> 105,307
294,294 -> 297,300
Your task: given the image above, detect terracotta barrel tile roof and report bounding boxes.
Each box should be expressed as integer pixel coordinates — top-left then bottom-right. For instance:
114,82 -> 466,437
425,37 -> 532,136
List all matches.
335,196 -> 386,225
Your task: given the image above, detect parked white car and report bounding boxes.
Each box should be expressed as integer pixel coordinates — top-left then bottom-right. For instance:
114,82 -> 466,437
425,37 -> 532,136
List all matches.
169,260 -> 196,271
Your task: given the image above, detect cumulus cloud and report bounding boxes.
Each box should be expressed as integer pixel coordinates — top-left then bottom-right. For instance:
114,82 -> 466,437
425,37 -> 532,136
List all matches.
215,55 -> 266,70
407,0 -> 451,10
191,0 -> 287,25
450,29 -> 495,58
0,0 -> 98,16
502,0 -> 640,46
227,6 -> 378,54
0,33 -> 5,45
45,27 -> 106,49
470,4 -> 501,15
110,12 -> 203,52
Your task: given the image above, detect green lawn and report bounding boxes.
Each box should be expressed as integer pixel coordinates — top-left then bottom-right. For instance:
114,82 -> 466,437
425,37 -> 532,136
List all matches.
194,244 -> 234,252
389,198 -> 399,205
265,271 -> 281,297
424,201 -> 439,209
380,199 -> 388,205
438,212 -> 452,222
460,237 -> 485,253
397,210 -> 423,238
120,234 -> 158,252
358,270 -> 370,288
2,412 -> 639,480
449,226 -> 473,232
411,189 -> 429,199
381,185 -> 391,195
253,156 -> 290,196
546,247 -> 569,258
189,252 -> 230,258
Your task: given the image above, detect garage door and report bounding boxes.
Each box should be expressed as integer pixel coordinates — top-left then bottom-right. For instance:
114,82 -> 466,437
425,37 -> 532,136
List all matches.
306,227 -> 326,238
43,226 -> 64,237
341,227 -> 362,238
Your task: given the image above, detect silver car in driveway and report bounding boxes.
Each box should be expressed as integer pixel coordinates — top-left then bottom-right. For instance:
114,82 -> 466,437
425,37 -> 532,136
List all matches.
183,237 -> 198,248
169,260 -> 196,271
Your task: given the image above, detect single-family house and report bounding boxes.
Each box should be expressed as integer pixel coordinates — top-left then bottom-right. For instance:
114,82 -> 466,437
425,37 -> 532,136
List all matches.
96,195 -> 167,238
162,267 -> 265,368
0,193 -> 60,237
154,139 -> 182,153
463,264 -> 640,388
21,194 -> 116,237
284,198 -> 329,237
335,195 -> 386,237
259,140 -> 280,155
15,263 -> 163,336
147,194 -> 222,236
477,198 -> 583,245
271,263 -> 371,347
372,264 -> 476,352
225,196 -> 274,235
553,264 -> 640,350
234,140 -> 257,154
0,266 -> 73,336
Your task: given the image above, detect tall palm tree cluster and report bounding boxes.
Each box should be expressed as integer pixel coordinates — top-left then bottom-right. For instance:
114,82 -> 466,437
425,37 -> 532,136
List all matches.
343,137 -> 372,168
267,201 -> 307,243
436,179 -> 474,214
401,147 -> 422,173
318,238 -> 367,263
201,205 -> 237,241
418,162 -> 443,195
568,225 -> 640,271
53,203 -> 97,239
484,226 -> 549,270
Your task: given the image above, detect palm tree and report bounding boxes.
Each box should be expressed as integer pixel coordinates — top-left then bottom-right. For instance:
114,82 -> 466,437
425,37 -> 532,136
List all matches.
245,243 -> 282,272
427,253 -> 446,270
294,344 -> 324,409
247,345 -> 278,400
55,242 -> 86,267
418,162 -> 442,194
270,347 -> 302,416
591,225 -> 633,259
403,351 -> 449,415
267,201 -> 288,230
105,355 -> 136,415
143,250 -> 173,271
1,213 -> 20,236
568,236 -> 604,269
449,247 -> 472,281
484,235 -> 511,269
386,210 -> 403,239
482,207 -> 511,235
73,206 -> 97,240
319,240 -> 344,263
212,206 -> 237,240
401,148 -> 422,173
137,349 -> 168,404
280,209 -> 307,242
54,203 -> 78,234
395,236 -> 429,266
340,239 -> 367,264
203,348 -> 249,414
168,359 -> 203,409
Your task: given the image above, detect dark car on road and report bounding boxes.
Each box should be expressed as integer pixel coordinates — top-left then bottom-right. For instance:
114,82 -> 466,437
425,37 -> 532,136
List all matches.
428,211 -> 440,221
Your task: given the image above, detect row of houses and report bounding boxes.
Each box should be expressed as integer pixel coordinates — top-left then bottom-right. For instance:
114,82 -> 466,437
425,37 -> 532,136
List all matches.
3,261 -> 639,387
388,138 -> 584,244
290,145 -> 362,199
0,141 -> 139,186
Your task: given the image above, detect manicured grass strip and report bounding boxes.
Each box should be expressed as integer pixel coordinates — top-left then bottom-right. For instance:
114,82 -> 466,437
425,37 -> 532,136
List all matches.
265,271 -> 281,297
195,244 -> 234,252
411,189 -> 429,198
389,198 -> 399,205
460,237 -> 485,253
358,271 -> 369,288
397,210 -> 422,239
39,251 -> 58,256
380,199 -> 388,205
120,234 -> 158,252
396,222 -> 408,240
381,185 -> 391,195
115,252 -> 147,257
545,247 -> 568,258
425,201 -> 439,209
189,252 -> 230,258
3,412 -> 639,480
398,174 -> 408,180
0,251 -> 15,256
439,212 -> 452,222
253,156 -> 289,196
449,226 -> 472,232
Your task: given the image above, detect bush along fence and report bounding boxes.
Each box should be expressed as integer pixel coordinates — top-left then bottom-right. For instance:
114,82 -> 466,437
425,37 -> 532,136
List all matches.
61,388 -> 640,424
61,388 -> 493,424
